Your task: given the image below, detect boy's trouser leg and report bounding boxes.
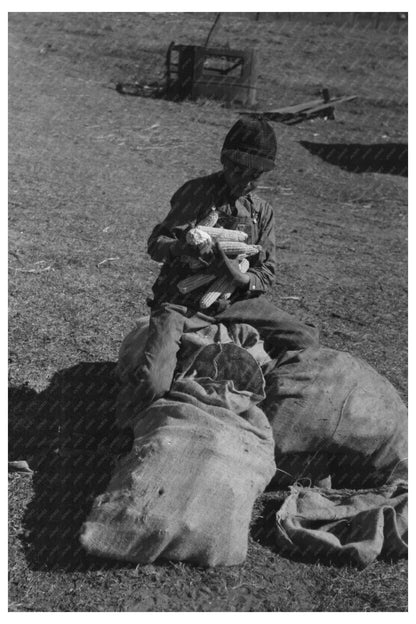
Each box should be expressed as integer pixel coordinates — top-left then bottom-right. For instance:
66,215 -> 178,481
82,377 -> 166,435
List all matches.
215,296 -> 319,358
136,304 -> 188,401
116,304 -> 187,427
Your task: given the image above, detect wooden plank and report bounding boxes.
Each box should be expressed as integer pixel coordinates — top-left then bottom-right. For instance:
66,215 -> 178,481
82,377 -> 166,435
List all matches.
295,95 -> 357,116
284,108 -> 334,125
239,95 -> 357,119
260,98 -> 324,114
325,95 -> 357,105
238,97 -> 322,116
296,102 -> 335,116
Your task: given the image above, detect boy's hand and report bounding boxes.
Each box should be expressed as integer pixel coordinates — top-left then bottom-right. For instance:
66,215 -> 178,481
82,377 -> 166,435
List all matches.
214,242 -> 250,289
170,235 -> 199,258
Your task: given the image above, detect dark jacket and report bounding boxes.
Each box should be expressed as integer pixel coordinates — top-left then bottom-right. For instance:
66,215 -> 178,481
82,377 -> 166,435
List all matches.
147,171 -> 276,310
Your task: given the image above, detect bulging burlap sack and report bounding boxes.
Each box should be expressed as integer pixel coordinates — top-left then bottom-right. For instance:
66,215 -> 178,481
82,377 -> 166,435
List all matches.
262,347 -> 408,488
81,343 -> 275,567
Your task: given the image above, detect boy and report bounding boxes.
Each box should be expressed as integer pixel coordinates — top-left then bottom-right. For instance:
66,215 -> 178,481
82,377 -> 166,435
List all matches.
117,118 -> 318,423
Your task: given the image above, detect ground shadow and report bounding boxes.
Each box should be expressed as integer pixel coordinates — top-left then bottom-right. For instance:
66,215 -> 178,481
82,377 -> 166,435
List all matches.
9,362 -> 134,572
299,141 -> 408,176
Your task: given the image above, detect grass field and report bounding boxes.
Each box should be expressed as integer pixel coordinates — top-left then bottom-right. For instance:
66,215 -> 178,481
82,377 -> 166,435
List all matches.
8,12 -> 407,611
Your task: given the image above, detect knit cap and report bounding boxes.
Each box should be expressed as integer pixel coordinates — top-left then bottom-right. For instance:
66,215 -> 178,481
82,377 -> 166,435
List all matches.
221,117 -> 277,172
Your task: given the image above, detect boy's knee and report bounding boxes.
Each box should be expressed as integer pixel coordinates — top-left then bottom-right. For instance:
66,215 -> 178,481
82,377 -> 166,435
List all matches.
263,322 -> 319,356
135,355 -> 176,401
300,323 -> 320,349
140,366 -> 170,402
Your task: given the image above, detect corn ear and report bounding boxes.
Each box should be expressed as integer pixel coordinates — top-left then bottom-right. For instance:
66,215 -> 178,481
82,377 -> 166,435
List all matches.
177,273 -> 216,294
238,257 -> 250,273
198,226 -> 248,242
197,209 -> 219,227
186,227 -> 212,247
218,241 -> 261,257
199,275 -> 236,309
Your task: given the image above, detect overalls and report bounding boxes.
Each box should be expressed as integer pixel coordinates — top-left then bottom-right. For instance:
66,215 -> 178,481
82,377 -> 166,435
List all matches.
216,201 -> 258,244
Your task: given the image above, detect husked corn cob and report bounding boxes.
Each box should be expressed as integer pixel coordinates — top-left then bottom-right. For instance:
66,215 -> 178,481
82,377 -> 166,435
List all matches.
238,257 -> 250,273
197,209 -> 219,227
197,256 -> 250,308
198,226 -> 248,242
177,272 -> 216,294
218,241 -> 261,257
199,275 -> 236,309
186,227 -> 212,247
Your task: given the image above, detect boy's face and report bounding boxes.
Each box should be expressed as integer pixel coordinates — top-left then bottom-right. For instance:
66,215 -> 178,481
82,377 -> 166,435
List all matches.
222,158 -> 264,197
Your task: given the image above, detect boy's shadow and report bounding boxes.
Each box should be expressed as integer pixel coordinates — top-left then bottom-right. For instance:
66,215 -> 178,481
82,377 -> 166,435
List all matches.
9,362 -> 134,572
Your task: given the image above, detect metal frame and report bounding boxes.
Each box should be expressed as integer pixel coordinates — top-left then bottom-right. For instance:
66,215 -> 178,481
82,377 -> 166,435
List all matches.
166,43 -> 257,106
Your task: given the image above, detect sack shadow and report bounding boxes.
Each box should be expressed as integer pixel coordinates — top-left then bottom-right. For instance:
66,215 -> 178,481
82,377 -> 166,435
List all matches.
9,362 -> 134,572
299,141 -> 408,176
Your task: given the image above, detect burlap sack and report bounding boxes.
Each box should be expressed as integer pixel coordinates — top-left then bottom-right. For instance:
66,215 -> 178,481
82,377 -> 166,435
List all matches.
80,343 -> 276,567
262,347 -> 408,488
275,481 -> 408,567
